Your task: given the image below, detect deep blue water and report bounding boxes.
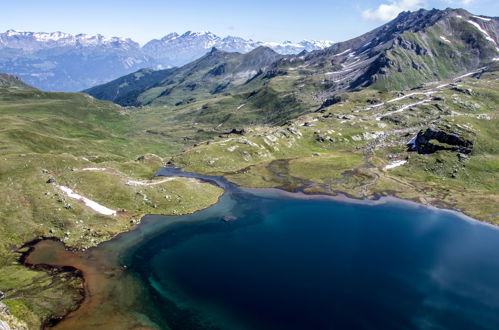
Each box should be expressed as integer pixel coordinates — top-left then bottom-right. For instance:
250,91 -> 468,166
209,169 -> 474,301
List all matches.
124,171 -> 499,330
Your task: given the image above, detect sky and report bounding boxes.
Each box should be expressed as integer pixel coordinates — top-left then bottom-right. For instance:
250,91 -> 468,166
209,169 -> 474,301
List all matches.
1,0 -> 498,45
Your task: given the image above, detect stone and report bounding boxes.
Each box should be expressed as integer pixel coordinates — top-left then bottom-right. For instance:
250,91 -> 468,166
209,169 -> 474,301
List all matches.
408,127 -> 474,154
457,153 -> 469,162
320,95 -> 342,108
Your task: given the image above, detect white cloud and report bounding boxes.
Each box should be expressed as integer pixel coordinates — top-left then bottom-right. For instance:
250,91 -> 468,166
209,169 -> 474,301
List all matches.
362,0 -> 425,22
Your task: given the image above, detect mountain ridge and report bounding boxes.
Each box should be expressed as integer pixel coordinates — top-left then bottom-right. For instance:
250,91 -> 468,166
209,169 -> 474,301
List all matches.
0,29 -> 333,91
84,46 -> 285,106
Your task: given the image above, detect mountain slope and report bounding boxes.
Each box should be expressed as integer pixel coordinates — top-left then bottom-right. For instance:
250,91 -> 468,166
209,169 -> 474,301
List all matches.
173,62 -> 499,222
256,8 -> 499,99
0,73 -> 35,91
85,46 -> 284,106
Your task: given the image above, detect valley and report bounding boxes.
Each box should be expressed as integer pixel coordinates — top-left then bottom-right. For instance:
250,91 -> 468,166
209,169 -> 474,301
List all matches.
0,7 -> 498,330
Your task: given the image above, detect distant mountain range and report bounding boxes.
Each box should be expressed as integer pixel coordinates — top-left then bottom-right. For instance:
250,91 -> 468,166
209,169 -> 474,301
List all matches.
0,30 -> 333,91
142,31 -> 333,67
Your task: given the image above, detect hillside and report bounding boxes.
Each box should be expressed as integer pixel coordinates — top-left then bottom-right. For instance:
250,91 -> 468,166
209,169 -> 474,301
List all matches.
238,8 -> 499,105
290,8 -> 499,94
0,74 -> 35,91
85,46 -> 284,106
172,63 -> 499,222
0,87 -> 223,329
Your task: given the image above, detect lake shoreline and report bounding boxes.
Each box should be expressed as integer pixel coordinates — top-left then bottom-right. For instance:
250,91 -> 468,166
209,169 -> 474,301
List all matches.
18,237 -> 86,329
21,166 -> 496,328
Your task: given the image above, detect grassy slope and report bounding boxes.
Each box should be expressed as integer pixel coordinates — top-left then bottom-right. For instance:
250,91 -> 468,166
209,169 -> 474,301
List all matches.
173,66 -> 498,222
0,90 -> 223,328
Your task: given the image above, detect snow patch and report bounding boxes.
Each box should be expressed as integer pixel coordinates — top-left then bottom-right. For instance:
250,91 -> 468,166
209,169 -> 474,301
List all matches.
439,36 -> 451,43
472,15 -> 491,22
57,185 -> 116,216
81,168 -> 107,171
385,160 -> 407,170
387,92 -> 431,103
377,96 -> 433,120
465,20 -> 497,45
333,48 -> 351,57
454,70 -> 481,80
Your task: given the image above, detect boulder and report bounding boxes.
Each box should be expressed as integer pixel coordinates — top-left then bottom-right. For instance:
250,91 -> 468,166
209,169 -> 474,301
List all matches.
408,127 -> 474,154
320,95 -> 342,108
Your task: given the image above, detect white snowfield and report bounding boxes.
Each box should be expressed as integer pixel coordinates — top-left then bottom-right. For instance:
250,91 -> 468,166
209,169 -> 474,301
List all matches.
385,160 -> 407,170
57,185 -> 117,216
81,167 -> 108,171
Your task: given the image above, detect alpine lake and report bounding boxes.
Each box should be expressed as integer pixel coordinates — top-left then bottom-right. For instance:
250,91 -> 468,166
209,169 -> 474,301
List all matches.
25,168 -> 499,330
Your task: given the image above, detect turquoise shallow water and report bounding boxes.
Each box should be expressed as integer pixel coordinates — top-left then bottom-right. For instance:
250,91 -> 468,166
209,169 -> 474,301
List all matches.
121,169 -> 499,330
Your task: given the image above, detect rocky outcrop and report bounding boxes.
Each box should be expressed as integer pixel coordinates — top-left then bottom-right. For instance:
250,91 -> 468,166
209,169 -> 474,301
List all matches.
0,301 -> 27,330
0,319 -> 10,330
262,69 -> 287,79
320,95 -> 343,108
408,127 -> 474,154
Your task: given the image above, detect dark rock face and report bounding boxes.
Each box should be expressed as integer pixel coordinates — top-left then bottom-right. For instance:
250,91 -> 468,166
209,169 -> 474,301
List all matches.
208,64 -> 226,76
320,95 -> 342,108
408,127 -> 474,154
228,128 -> 246,135
262,69 -> 287,79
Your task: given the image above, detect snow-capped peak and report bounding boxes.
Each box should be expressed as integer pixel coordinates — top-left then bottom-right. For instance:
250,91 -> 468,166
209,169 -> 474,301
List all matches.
301,39 -> 335,48
5,29 -> 72,41
0,30 -> 136,49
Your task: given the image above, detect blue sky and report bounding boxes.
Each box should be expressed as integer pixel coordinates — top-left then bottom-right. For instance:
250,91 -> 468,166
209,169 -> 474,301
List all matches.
1,0 -> 498,44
